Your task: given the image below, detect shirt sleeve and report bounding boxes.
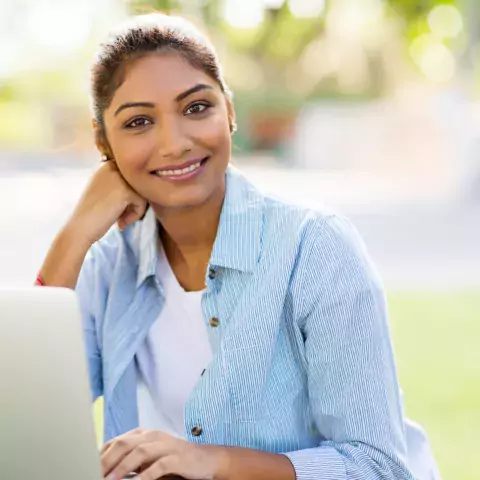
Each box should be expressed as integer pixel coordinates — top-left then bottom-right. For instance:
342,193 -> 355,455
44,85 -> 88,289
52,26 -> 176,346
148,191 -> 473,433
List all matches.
75,246 -> 104,402
404,418 -> 442,480
283,215 -> 414,480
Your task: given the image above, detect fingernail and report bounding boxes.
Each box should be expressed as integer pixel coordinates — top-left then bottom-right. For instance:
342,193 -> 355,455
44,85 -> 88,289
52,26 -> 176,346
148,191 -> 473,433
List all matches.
107,474 -> 117,480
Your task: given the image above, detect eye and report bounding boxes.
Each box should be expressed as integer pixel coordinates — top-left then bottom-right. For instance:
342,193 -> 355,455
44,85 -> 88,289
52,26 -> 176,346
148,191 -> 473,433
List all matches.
185,102 -> 211,116
124,117 -> 152,129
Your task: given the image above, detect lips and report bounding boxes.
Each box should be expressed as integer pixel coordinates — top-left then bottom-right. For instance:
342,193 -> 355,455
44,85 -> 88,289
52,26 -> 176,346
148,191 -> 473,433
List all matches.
151,157 -> 209,175
151,156 -> 210,180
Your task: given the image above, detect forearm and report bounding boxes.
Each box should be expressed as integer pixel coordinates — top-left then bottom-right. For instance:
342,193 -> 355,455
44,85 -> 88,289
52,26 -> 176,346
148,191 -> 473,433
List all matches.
214,446 -> 296,480
36,224 -> 91,289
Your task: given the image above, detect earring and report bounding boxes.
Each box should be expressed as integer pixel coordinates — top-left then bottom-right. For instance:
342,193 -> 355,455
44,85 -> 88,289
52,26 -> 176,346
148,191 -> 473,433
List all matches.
101,154 -> 108,162
230,122 -> 238,134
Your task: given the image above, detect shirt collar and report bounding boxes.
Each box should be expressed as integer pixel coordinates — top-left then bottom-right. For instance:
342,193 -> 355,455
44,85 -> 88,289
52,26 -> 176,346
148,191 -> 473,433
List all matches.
133,205 -> 158,289
132,165 -> 265,289
209,165 -> 264,272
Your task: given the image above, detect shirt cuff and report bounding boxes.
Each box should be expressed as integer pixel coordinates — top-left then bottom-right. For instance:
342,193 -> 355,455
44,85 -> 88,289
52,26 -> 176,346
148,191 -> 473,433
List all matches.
283,446 -> 346,480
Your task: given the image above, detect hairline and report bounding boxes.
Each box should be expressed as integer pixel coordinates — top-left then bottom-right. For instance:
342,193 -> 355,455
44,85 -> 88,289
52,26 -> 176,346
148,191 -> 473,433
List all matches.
95,48 -> 229,128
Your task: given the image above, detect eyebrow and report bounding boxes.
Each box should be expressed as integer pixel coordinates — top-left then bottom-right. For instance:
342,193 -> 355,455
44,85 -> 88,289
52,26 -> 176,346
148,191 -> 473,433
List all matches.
114,83 -> 214,117
114,102 -> 155,117
175,83 -> 213,102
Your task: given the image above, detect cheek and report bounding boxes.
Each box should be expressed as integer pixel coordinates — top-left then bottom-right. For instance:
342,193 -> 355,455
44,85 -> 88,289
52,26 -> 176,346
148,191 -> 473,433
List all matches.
191,113 -> 231,153
109,132 -> 156,173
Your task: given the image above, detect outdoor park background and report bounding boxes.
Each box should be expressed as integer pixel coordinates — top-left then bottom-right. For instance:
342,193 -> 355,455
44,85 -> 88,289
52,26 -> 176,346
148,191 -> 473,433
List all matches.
1,0 -> 479,478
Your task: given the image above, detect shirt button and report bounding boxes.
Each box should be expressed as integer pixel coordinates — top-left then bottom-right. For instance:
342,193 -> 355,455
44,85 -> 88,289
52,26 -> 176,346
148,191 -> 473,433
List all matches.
191,426 -> 203,437
208,268 -> 216,280
209,317 -> 220,327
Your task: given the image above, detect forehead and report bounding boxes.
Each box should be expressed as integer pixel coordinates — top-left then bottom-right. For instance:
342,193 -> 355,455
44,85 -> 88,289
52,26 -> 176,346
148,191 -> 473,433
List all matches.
109,52 -> 218,108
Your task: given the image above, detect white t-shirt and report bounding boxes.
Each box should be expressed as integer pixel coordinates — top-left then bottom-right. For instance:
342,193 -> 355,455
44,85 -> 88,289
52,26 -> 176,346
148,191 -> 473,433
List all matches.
136,241 -> 212,439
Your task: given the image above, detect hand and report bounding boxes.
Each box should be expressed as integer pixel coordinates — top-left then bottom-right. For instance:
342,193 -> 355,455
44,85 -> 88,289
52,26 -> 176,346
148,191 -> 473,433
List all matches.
100,428 -> 226,480
68,160 -> 147,245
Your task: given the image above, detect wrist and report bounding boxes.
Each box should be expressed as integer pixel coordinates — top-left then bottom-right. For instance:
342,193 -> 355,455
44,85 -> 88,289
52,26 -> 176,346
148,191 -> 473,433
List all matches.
205,446 -> 296,480
198,444 -> 230,480
214,446 -> 231,480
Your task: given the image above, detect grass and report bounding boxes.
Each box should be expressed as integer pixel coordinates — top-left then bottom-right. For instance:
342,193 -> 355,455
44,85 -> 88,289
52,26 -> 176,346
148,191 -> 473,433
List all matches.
388,291 -> 480,480
93,291 -> 480,479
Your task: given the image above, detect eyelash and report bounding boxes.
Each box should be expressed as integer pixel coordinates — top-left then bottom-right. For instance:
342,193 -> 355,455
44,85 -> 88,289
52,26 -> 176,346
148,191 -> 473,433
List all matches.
123,102 -> 212,129
124,117 -> 152,129
185,101 -> 212,115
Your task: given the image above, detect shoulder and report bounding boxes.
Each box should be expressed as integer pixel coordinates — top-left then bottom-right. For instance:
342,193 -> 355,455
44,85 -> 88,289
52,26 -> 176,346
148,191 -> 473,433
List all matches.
266,204 -> 387,329
259,192 -> 385,313
254,178 -> 381,279
249,170 -> 371,263
236,166 -> 374,273
291,209 -> 382,287
259,184 -> 360,261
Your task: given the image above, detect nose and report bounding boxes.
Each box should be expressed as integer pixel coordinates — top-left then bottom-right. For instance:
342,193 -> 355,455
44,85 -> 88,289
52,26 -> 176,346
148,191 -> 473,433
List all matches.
156,114 -> 192,160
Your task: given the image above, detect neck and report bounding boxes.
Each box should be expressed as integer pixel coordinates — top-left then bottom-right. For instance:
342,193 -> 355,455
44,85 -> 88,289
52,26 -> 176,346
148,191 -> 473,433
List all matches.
151,181 -> 226,263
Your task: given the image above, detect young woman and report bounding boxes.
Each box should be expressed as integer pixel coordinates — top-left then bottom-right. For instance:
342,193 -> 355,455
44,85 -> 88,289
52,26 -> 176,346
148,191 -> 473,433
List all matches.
37,13 -> 440,480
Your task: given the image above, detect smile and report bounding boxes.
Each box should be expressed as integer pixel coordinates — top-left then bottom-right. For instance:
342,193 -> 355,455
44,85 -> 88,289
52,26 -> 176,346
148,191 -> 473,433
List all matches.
151,157 -> 209,182
153,160 -> 202,177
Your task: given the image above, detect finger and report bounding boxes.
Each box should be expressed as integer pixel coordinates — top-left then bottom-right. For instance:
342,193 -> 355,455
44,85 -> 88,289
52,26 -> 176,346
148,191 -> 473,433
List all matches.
135,456 -> 174,480
117,209 -> 141,231
107,442 -> 161,480
100,432 -> 129,456
131,197 -> 148,221
101,440 -> 114,456
101,429 -> 145,455
117,200 -> 147,230
101,435 -> 144,477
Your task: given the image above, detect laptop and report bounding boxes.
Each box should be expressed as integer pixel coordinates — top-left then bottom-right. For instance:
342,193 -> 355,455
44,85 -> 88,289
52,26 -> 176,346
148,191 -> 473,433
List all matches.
0,287 -> 107,479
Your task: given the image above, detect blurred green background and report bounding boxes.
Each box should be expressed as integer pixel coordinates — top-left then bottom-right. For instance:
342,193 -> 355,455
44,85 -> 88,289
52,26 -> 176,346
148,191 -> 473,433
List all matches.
390,291 -> 479,480
1,1 -> 479,479
2,0 -> 480,154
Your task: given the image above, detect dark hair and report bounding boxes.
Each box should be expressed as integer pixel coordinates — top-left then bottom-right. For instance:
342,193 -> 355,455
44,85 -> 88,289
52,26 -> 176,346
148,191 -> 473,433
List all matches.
90,13 -> 232,135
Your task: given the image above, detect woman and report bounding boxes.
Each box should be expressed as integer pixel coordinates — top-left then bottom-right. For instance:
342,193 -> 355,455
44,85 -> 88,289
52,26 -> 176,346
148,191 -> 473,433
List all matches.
37,13 -> 440,480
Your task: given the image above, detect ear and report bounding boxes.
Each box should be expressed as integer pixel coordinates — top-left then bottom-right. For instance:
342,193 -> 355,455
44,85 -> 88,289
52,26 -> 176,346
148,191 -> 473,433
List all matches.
225,97 -> 237,134
92,119 -> 113,160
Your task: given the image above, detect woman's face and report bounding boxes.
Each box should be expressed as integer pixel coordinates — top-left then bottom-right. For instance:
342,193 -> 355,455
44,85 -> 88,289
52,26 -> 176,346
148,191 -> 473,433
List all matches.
102,52 -> 233,210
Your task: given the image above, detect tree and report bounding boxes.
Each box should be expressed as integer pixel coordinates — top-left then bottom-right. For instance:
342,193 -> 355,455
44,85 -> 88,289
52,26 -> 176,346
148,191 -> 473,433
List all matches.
127,0 -> 462,94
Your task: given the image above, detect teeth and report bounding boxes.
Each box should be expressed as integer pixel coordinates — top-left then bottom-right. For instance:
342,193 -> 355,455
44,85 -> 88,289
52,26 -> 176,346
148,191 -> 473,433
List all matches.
155,161 -> 202,177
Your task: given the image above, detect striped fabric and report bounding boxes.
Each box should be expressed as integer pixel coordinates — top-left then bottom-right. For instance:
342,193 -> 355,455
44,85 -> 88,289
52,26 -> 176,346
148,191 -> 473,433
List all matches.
76,166 -> 416,479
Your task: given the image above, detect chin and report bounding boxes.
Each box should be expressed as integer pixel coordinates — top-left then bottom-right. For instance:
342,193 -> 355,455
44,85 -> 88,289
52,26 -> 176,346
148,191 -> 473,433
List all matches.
149,187 -> 214,211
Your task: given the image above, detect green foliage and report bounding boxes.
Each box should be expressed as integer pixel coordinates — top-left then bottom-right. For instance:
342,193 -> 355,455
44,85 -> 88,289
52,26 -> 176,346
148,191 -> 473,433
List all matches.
130,0 -> 181,14
387,0 -> 460,42
260,8 -> 322,66
0,81 -> 15,103
387,0 -> 457,19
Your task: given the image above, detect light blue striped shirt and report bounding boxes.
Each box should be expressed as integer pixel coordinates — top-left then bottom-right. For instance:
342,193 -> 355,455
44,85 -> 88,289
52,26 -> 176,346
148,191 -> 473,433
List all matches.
76,166 -> 433,479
